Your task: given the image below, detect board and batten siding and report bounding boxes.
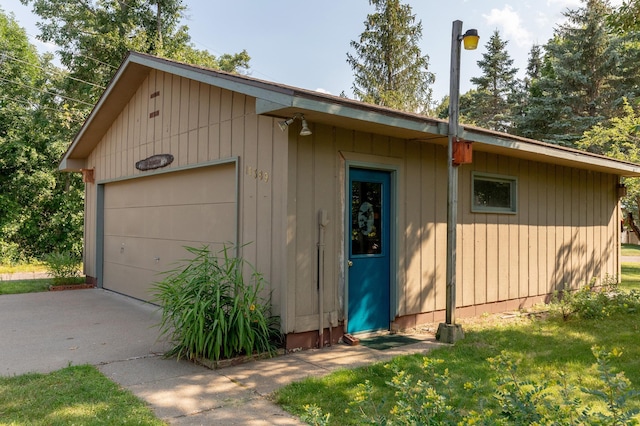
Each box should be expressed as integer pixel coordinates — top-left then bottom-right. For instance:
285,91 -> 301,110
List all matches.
82,69 -> 287,314
287,125 -> 620,333
456,152 -> 618,315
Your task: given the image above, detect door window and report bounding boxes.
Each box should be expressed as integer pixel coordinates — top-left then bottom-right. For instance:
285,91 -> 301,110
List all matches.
351,180 -> 382,255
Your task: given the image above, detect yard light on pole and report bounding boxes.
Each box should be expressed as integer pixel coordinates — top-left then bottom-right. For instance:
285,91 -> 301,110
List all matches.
437,20 -> 478,344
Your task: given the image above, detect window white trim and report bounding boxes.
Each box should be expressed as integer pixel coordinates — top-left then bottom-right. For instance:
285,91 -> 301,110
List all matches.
471,172 -> 517,214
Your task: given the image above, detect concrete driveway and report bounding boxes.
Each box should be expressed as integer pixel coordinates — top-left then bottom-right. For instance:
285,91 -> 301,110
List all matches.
0,288 -> 169,376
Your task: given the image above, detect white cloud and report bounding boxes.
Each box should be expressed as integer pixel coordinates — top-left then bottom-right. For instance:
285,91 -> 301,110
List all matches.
315,88 -> 332,95
482,5 -> 534,48
546,0 -> 581,7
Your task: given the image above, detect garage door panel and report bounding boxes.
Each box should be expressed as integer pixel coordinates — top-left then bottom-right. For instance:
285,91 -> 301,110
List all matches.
102,163 -> 237,302
104,166 -> 236,209
166,203 -> 236,241
102,263 -> 157,301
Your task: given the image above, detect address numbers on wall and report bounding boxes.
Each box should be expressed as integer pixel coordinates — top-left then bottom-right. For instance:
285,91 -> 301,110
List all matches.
245,165 -> 269,183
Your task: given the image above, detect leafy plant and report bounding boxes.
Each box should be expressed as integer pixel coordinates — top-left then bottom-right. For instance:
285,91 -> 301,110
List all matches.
300,404 -> 331,426
152,245 -> 281,362
585,346 -> 640,425
42,251 -> 81,285
551,276 -> 640,321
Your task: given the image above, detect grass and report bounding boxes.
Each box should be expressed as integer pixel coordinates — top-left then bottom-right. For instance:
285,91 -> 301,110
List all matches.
0,262 -> 46,275
275,274 -> 640,424
622,243 -> 640,256
622,262 -> 640,291
0,364 -> 164,425
0,279 -> 52,295
0,277 -> 87,295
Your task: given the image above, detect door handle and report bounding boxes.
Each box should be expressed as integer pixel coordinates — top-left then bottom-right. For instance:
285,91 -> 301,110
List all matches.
348,260 -> 353,267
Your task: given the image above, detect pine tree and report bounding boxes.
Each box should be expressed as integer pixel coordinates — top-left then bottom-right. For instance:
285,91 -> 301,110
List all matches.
460,30 -> 519,133
520,0 -> 617,146
512,44 -> 545,138
347,0 -> 434,113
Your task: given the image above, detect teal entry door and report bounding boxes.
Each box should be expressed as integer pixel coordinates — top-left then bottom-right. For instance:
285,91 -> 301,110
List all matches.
348,168 -> 391,334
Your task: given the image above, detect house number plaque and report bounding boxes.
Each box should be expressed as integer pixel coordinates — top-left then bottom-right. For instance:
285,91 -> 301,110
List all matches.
245,165 -> 269,183
136,154 -> 174,171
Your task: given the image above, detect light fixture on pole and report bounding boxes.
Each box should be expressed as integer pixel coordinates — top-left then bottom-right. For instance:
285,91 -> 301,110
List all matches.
277,113 -> 313,136
436,20 -> 478,344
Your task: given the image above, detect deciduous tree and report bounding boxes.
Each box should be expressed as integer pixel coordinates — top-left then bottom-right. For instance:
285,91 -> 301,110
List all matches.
21,0 -> 250,109
0,9 -> 83,262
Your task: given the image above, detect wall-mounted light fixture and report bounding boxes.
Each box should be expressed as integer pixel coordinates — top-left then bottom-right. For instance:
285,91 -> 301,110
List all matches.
278,113 -> 312,136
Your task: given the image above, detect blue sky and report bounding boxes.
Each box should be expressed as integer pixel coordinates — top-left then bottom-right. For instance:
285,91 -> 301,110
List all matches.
1,0 -> 622,102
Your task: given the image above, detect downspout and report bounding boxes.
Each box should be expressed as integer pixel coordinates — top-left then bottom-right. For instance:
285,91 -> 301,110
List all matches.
317,209 -> 329,348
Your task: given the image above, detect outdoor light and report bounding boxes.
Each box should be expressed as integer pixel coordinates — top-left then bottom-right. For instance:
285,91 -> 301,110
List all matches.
277,117 -> 295,132
277,113 -> 313,136
462,29 -> 480,50
437,20 -> 478,344
299,115 -> 312,136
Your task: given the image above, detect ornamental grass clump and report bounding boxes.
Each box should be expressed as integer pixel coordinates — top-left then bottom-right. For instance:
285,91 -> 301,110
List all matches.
153,245 -> 281,362
42,251 -> 81,285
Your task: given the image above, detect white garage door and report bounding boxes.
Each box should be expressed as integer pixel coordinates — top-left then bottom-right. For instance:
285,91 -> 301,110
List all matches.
102,163 -> 237,301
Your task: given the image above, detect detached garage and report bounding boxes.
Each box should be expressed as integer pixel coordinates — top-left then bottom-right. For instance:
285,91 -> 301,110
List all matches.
60,52 -> 640,350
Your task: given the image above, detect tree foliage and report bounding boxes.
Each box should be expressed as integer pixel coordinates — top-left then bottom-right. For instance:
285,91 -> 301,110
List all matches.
347,0 -> 434,113
577,99 -> 640,216
459,30 -> 519,133
518,0 -> 619,146
0,9 -> 84,262
20,0 -> 250,110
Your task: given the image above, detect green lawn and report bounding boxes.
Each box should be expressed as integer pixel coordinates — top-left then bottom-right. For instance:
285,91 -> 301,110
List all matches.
622,243 -> 640,256
0,365 -> 164,425
622,262 -> 640,291
0,278 -> 52,295
276,273 -> 640,424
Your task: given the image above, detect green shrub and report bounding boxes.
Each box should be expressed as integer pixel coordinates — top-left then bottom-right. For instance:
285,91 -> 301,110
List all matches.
152,245 -> 281,362
551,276 -> 640,320
0,240 -> 23,266
42,251 -> 81,285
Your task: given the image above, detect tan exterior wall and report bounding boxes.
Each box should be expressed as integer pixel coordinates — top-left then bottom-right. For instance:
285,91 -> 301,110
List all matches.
287,124 -> 620,333
83,70 -> 288,312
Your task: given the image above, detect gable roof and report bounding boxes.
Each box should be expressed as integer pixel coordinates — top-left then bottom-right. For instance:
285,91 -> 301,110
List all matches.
60,51 -> 640,177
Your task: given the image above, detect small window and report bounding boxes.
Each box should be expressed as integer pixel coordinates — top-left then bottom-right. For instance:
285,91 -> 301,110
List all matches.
472,173 -> 517,213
